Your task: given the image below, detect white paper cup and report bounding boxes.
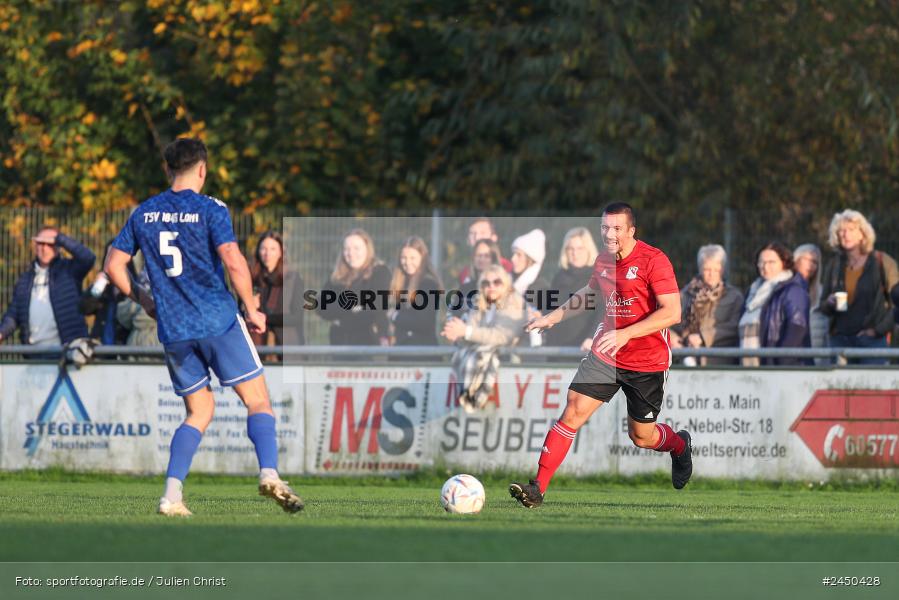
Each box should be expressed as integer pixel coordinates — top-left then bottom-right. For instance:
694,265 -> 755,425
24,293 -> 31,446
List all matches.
835,291 -> 848,312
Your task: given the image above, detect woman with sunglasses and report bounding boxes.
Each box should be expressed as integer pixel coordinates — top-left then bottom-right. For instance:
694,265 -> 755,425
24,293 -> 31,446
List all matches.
442,265 -> 527,412
453,238 -> 503,317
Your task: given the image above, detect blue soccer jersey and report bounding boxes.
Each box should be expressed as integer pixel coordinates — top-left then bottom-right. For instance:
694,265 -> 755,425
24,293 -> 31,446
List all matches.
112,188 -> 239,344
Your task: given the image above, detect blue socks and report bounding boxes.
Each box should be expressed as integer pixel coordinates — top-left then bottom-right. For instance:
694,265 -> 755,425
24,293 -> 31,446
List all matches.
161,415 -> 278,502
247,413 -> 279,471
165,423 -> 203,481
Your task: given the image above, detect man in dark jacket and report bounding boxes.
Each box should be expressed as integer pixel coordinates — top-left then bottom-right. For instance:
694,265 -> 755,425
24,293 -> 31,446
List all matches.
0,226 -> 95,346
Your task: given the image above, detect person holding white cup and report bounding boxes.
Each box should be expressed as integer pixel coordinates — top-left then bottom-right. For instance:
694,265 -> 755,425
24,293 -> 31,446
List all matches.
833,291 -> 848,312
819,209 -> 899,365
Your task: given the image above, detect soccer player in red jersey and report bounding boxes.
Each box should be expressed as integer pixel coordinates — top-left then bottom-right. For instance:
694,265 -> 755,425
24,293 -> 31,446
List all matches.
510,203 -> 692,507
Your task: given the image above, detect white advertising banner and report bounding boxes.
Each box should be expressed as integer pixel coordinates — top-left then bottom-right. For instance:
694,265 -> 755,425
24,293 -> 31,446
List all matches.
301,366 -> 899,479
304,366 -> 442,474
0,364 -> 304,475
2,363 -> 897,479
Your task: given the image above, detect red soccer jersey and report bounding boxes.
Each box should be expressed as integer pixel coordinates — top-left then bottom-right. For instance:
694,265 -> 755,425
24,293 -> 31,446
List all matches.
587,240 -> 679,372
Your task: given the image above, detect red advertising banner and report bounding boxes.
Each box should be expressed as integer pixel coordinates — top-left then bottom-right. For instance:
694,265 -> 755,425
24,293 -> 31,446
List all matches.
790,390 -> 899,468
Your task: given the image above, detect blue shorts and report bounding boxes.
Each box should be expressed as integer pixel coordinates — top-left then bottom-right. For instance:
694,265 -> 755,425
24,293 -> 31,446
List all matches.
163,315 -> 264,396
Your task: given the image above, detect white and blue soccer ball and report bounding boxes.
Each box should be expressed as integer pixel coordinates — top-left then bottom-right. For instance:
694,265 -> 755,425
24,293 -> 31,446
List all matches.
440,474 -> 486,514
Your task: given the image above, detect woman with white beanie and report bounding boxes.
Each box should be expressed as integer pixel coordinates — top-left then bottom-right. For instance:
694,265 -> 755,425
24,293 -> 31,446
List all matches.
511,229 -> 550,311
511,229 -> 549,348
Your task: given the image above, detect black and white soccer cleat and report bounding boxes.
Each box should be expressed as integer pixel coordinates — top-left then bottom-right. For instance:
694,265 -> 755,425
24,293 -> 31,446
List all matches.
509,480 -> 544,508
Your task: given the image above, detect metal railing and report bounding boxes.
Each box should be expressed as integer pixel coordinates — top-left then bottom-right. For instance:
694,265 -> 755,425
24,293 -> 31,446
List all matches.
3,345 -> 899,364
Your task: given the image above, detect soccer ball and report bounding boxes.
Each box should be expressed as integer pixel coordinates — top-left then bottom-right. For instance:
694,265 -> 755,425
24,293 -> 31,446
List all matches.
440,474 -> 485,514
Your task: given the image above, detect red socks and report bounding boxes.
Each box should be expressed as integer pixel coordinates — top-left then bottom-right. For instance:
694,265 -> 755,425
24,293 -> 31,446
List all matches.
535,421 -> 577,493
535,422 -> 683,494
653,423 -> 686,455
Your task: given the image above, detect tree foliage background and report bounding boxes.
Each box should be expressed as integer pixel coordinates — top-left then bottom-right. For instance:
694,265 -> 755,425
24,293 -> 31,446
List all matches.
2,0 -> 899,231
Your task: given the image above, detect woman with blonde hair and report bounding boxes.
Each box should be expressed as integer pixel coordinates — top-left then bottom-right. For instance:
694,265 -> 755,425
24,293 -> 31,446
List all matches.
318,228 -> 391,346
819,210 -> 899,364
442,264 -> 527,412
453,238 -> 502,316
545,227 -> 600,348
388,236 -> 442,345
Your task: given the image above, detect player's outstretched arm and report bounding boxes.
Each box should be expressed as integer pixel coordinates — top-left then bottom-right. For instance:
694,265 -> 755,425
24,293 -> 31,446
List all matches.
217,241 -> 266,334
525,285 -> 595,332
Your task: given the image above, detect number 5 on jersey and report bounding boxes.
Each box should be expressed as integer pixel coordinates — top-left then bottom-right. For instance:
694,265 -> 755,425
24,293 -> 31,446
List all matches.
160,231 -> 183,277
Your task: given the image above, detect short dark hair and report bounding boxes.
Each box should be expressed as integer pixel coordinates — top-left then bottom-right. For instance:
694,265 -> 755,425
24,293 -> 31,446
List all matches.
470,217 -> 497,235
163,138 -> 208,177
756,241 -> 794,271
602,202 -> 636,227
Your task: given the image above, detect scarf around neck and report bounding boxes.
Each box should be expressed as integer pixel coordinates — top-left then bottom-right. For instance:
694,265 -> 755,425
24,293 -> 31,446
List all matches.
685,276 -> 725,334
513,262 -> 542,296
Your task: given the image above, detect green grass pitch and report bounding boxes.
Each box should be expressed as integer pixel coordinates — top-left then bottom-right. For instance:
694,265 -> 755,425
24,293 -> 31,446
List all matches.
1,471 -> 897,563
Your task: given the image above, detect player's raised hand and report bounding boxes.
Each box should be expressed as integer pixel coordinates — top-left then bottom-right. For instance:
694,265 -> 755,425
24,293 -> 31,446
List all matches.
244,309 -> 267,334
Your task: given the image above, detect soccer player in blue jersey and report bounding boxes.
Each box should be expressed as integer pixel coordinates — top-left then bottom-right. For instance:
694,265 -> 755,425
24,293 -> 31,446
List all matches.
104,138 -> 303,516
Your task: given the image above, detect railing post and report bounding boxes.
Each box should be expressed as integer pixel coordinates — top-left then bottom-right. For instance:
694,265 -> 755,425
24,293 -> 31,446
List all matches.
431,208 -> 442,274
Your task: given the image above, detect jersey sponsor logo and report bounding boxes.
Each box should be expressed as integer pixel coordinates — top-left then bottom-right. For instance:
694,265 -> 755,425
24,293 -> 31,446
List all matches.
626,266 -> 639,280
606,291 -> 638,317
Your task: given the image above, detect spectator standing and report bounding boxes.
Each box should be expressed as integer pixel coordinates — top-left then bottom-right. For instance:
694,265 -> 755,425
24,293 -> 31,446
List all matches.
80,240 -> 131,345
0,226 -> 95,347
318,228 -> 391,346
457,217 -> 513,284
455,238 -> 502,316
249,231 -> 305,351
510,228 -> 550,313
545,227 -> 600,348
388,237 -> 442,345
671,244 -> 744,366
739,242 -> 810,366
793,244 -> 829,354
819,210 -> 899,365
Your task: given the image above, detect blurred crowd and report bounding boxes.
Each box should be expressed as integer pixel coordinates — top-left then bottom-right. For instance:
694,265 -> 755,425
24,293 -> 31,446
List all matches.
3,211 -> 899,381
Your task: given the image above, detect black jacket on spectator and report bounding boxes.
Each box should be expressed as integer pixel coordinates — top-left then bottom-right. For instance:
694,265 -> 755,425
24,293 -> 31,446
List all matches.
393,275 -> 441,345
251,270 -> 305,347
0,234 -> 95,344
318,264 -> 391,345
544,266 -> 598,347
820,252 -> 897,337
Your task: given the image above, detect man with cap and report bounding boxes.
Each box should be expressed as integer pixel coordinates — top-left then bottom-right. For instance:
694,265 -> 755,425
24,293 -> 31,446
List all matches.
0,226 -> 96,347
